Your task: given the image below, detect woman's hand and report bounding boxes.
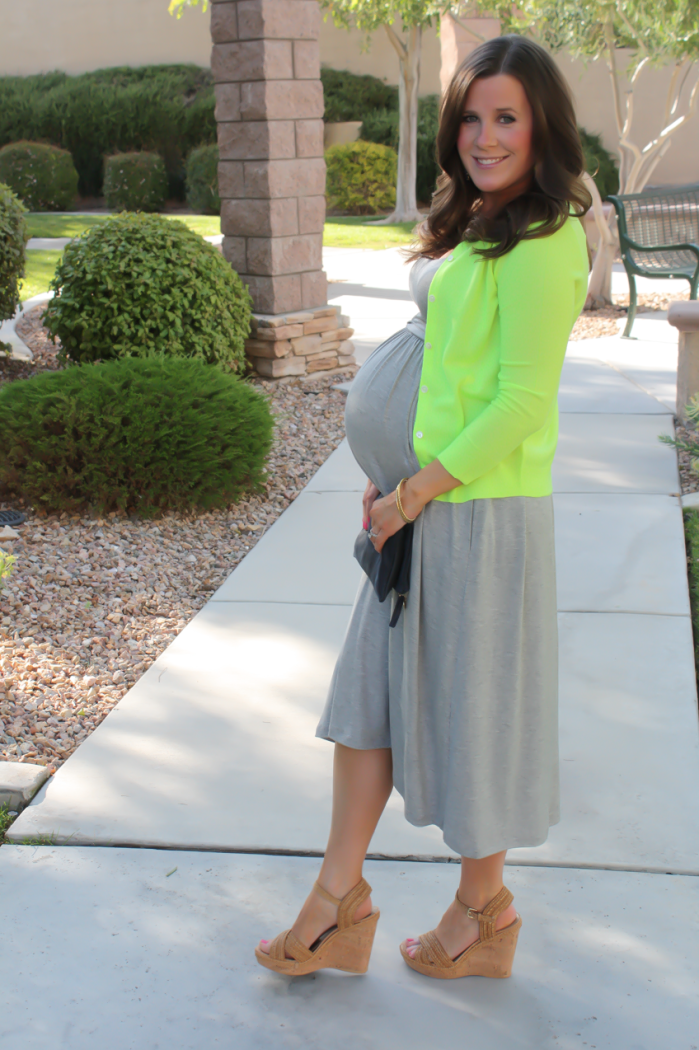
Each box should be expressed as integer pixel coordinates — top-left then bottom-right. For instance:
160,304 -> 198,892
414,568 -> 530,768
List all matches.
362,480 -> 380,530
367,461 -> 463,553
368,490 -> 407,553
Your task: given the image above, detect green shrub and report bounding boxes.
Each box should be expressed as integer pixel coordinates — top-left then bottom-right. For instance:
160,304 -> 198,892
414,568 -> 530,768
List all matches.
103,151 -> 168,212
321,68 -> 397,123
326,141 -> 397,215
0,141 -> 78,211
579,128 -> 619,200
0,182 -> 26,339
0,65 -> 216,197
0,357 -> 274,517
186,144 -> 220,215
43,213 -> 252,369
361,94 -> 440,205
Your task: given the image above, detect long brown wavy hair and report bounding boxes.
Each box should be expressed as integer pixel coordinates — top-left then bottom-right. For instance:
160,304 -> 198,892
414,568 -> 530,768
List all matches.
415,35 -> 591,260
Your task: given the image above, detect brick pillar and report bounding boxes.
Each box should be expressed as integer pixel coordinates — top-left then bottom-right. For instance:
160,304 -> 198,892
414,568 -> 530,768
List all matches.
211,0 -> 356,377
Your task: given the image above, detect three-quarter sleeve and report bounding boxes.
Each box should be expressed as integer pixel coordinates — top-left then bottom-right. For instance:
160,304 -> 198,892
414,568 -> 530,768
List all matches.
436,229 -> 582,487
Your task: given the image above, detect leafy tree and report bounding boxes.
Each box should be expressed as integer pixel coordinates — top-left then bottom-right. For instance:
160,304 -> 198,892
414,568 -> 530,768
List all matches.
168,0 -> 208,15
483,0 -> 699,303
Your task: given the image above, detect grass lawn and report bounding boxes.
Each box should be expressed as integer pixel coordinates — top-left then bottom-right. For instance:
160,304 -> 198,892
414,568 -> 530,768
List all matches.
25,213 -> 221,240
19,250 -> 63,301
323,215 -> 420,250
18,214 -> 418,301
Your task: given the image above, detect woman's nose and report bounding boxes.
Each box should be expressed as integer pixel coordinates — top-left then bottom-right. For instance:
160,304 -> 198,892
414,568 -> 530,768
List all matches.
475,121 -> 498,148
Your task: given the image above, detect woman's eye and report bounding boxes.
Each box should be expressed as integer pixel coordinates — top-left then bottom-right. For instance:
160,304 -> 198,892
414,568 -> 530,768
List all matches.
499,115 -> 515,124
461,114 -> 478,124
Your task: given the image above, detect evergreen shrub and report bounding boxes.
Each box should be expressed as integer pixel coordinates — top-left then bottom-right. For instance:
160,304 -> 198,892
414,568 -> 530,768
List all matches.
0,357 -> 274,517
186,144 -> 220,215
0,65 -> 216,197
579,128 -> 620,200
0,142 -> 78,211
103,151 -> 168,212
325,141 -> 397,215
43,213 -> 252,369
0,182 -> 26,342
321,68 -> 397,123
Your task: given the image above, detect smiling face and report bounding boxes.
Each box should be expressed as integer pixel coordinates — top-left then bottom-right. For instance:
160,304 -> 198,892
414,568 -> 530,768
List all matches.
457,73 -> 536,214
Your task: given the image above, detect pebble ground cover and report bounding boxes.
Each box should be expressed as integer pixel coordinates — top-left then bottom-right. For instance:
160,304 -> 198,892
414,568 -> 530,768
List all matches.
0,311 -> 352,771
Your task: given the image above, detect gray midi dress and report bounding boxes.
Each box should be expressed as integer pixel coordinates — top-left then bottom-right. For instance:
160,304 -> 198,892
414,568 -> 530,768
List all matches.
316,257 -> 560,859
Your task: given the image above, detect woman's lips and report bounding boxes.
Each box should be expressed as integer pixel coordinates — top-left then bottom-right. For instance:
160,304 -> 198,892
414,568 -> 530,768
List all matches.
472,155 -> 509,167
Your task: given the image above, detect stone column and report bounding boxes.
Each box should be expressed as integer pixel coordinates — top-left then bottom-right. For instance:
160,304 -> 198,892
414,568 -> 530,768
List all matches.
210,0 -> 356,377
669,301 -> 699,421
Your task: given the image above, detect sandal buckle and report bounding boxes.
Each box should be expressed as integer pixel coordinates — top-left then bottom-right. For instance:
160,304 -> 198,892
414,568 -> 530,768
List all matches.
466,907 -> 481,921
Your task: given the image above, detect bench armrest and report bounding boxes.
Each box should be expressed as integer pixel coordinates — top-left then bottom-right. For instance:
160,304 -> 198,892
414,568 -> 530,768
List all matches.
620,237 -> 699,262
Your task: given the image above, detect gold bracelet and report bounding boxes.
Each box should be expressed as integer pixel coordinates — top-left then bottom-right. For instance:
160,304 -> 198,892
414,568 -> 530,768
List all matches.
396,477 -> 418,524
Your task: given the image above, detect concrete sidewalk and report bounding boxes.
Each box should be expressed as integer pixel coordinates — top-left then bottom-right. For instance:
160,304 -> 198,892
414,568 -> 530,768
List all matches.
2,253 -> 699,1047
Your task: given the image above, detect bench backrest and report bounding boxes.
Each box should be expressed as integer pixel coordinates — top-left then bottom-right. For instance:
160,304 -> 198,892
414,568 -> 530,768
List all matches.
610,183 -> 699,274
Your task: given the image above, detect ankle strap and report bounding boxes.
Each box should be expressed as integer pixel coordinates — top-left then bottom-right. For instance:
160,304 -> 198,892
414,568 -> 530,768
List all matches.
454,885 -> 513,942
314,878 -> 372,929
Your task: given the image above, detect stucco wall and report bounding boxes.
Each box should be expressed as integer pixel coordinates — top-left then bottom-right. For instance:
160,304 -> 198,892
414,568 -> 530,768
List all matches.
0,0 -> 695,187
0,0 -> 212,74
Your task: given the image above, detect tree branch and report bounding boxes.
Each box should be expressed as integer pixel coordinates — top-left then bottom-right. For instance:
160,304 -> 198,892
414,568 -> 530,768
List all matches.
384,23 -> 407,61
614,0 -> 648,58
448,13 -> 487,43
664,61 -> 684,126
604,14 -> 627,169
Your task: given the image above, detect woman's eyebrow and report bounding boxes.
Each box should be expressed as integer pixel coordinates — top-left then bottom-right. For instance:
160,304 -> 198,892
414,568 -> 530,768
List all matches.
461,106 -> 519,114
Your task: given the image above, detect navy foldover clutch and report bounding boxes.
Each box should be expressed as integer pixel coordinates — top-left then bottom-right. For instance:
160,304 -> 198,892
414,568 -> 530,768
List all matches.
353,518 -> 414,627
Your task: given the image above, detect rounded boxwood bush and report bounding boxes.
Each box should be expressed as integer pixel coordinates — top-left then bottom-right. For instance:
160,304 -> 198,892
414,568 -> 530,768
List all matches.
43,212 -> 252,369
0,141 -> 78,211
0,182 -> 26,336
325,140 -> 397,215
0,356 -> 274,517
186,144 -> 220,215
103,151 -> 168,212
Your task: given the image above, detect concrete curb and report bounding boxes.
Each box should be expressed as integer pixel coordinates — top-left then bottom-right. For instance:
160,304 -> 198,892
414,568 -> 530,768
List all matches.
0,292 -> 54,361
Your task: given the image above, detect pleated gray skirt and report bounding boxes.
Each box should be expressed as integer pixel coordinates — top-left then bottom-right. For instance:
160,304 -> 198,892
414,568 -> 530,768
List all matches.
316,324 -> 560,859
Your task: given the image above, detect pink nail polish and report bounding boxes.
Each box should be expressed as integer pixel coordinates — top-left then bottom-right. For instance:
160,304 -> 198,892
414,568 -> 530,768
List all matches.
261,939 -> 268,945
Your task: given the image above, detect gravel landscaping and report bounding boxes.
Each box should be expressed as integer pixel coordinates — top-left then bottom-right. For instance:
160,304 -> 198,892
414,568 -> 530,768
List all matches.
1,316 -> 353,770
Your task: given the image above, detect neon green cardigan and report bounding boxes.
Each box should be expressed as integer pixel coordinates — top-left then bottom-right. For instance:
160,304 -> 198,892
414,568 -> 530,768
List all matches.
414,216 -> 589,502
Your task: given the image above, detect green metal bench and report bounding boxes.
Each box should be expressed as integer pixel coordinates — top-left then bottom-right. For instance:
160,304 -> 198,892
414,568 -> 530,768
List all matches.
608,183 -> 699,337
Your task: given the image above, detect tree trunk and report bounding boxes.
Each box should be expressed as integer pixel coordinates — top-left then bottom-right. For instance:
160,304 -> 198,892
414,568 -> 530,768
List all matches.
373,24 -> 423,225
584,172 -> 617,309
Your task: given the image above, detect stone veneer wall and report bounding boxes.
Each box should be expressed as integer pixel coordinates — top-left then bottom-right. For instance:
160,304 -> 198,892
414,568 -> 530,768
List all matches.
246,304 -> 356,377
210,0 -> 356,377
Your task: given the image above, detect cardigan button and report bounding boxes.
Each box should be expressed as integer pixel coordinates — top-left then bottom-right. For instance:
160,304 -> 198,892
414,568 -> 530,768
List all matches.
416,431 -> 423,439
429,294 -> 435,301
421,385 -> 428,393
425,342 -> 431,349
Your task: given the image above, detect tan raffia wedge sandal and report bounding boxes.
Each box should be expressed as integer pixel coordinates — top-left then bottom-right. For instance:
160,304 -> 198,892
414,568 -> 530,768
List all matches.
255,877 -> 380,977
400,885 -> 522,980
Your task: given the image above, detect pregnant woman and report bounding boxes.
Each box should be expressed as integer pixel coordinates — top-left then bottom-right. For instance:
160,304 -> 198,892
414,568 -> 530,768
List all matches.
256,33 -> 590,980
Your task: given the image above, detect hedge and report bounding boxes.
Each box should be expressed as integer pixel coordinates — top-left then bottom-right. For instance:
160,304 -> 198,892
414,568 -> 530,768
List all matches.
185,144 -> 220,215
579,128 -> 620,200
0,182 -> 26,339
43,213 -> 252,369
104,151 -> 168,212
0,356 -> 274,517
0,65 -> 216,198
321,67 -> 398,123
